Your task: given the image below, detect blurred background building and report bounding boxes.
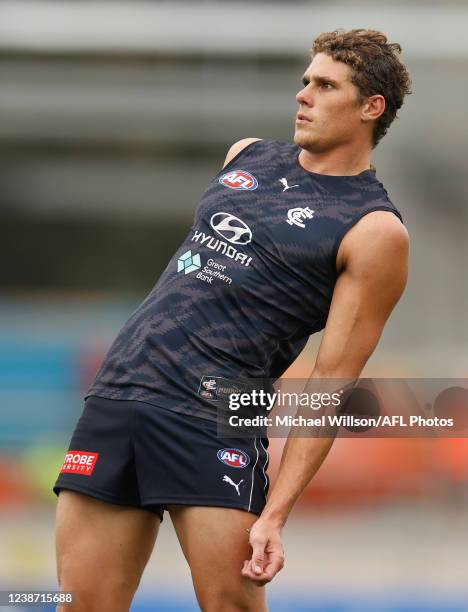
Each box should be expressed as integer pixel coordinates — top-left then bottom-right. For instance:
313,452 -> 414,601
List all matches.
0,1 -> 467,610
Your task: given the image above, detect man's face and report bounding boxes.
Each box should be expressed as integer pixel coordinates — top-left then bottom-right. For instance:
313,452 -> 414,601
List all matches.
294,53 -> 365,153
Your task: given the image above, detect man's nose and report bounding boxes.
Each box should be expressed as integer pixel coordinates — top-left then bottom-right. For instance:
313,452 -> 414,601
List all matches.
296,85 -> 313,106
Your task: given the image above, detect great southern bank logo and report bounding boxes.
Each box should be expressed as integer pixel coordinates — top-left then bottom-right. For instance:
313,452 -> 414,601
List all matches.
177,250 -> 201,275
219,170 -> 258,191
210,212 -> 252,245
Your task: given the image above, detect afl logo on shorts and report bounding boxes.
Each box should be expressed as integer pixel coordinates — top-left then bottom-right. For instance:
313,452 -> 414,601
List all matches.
219,170 -> 258,191
217,448 -> 250,469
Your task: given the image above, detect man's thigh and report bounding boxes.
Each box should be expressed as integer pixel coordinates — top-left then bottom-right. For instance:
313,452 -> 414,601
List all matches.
55,490 -> 160,612
169,505 -> 267,612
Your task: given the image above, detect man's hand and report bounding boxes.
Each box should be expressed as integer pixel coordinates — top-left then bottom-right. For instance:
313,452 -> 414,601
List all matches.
242,517 -> 285,586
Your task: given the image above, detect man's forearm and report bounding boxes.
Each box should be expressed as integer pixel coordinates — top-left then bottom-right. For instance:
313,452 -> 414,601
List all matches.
260,435 -> 336,527
260,375 -> 354,528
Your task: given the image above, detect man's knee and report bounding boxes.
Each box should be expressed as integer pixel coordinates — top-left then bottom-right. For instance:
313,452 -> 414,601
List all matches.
57,562 -> 139,612
57,535 -> 142,612
197,584 -> 266,612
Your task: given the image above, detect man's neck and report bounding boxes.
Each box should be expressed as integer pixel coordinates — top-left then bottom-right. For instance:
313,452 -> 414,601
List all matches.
298,143 -> 372,176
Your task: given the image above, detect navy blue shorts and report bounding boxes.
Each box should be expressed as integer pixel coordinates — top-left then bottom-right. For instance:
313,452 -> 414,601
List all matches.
53,395 -> 269,522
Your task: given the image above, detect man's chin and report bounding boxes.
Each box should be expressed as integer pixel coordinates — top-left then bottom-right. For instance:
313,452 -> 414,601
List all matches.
293,130 -> 316,149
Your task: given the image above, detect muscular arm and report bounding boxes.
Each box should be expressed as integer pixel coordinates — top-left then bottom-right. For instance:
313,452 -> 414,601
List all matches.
243,210 -> 409,583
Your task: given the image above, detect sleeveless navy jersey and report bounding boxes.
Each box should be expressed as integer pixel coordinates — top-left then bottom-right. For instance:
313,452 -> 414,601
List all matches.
86,139 -> 403,420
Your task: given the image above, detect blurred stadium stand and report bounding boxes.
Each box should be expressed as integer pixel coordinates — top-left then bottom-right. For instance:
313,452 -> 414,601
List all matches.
0,2 -> 467,373
1,3 -> 467,610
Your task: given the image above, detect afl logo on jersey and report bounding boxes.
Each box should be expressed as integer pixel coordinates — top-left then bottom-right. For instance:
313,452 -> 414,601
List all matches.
210,212 -> 252,245
219,170 -> 258,191
217,448 -> 250,469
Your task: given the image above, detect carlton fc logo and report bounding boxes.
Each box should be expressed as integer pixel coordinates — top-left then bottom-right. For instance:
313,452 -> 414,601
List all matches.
210,212 -> 252,245
219,170 -> 258,191
286,206 -> 315,228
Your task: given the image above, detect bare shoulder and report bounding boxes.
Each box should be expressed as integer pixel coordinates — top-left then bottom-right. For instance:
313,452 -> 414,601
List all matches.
222,138 -> 263,169
338,210 -> 409,274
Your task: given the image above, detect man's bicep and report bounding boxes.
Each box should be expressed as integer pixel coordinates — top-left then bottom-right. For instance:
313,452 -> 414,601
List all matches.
314,218 -> 409,378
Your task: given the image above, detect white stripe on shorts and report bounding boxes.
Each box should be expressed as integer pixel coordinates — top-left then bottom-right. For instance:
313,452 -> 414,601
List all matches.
259,438 -> 269,500
248,437 -> 259,512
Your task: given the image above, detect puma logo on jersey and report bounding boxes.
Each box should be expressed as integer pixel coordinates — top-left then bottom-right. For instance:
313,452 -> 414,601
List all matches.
286,206 -> 314,228
222,475 -> 244,496
279,177 -> 300,192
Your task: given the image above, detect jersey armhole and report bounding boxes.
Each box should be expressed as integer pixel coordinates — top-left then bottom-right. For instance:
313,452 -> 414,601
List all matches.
220,139 -> 264,173
332,206 -> 404,273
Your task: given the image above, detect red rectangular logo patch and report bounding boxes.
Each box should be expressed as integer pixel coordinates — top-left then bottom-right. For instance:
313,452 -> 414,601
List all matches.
60,450 -> 99,476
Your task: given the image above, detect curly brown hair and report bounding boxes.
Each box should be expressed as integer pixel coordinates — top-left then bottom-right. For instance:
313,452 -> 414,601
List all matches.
312,29 -> 412,147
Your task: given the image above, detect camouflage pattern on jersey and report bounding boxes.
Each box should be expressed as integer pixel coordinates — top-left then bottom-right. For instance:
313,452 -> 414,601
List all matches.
86,140 -> 402,420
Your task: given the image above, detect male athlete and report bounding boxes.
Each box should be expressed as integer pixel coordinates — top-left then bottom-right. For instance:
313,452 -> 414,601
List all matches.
53,29 -> 411,611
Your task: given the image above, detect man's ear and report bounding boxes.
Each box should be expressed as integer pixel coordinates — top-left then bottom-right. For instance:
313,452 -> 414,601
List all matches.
361,94 -> 386,122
